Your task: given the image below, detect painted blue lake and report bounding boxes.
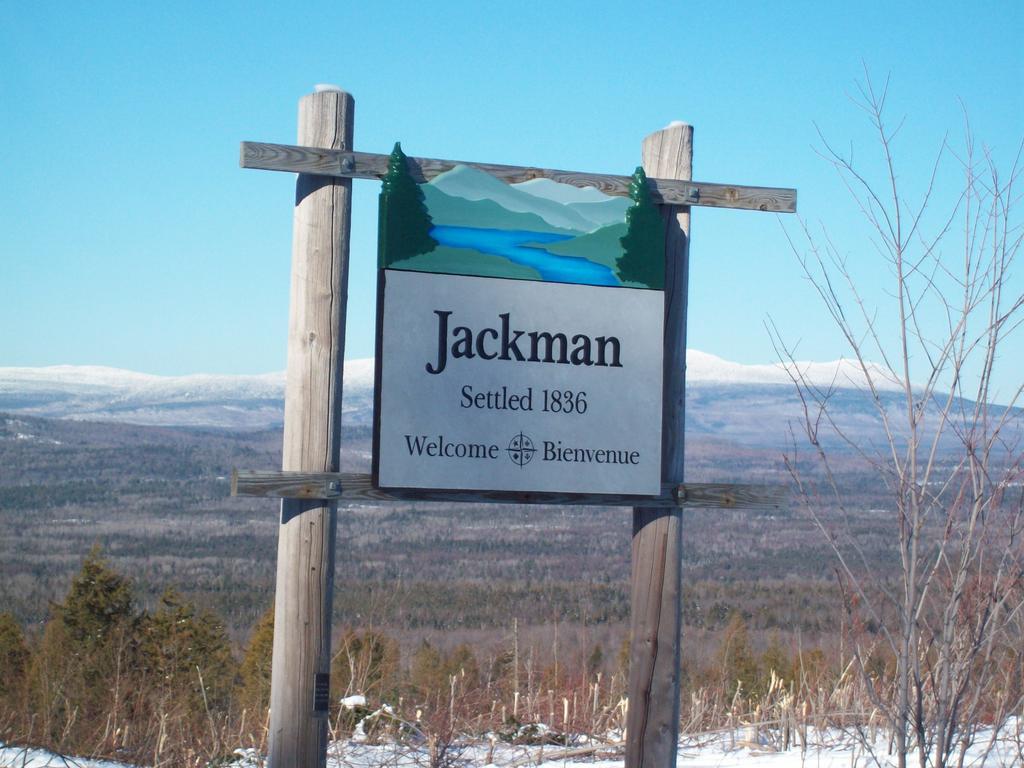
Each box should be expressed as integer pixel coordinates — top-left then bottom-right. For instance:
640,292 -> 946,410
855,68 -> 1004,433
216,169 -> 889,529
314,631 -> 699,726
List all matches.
430,225 -> 619,287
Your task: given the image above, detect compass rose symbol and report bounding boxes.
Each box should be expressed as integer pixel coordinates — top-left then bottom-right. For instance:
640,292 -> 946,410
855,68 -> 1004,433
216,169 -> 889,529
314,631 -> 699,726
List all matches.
506,432 -> 536,467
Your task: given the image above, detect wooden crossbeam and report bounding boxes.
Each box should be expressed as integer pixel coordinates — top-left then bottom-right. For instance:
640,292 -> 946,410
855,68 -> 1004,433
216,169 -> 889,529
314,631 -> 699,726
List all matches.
239,141 -> 797,213
231,469 -> 787,510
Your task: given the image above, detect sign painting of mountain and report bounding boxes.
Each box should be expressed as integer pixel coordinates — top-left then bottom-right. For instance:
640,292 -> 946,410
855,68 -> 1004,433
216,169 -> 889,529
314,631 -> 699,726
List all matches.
377,143 -> 665,290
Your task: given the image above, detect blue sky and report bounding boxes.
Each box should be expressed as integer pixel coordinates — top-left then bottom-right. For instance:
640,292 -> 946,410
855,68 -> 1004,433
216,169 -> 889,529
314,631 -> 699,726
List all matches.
2,2 -> 1021,398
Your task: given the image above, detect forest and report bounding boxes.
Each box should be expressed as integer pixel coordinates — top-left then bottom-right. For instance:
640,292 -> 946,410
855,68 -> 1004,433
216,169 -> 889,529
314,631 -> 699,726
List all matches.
2,409 -> 988,766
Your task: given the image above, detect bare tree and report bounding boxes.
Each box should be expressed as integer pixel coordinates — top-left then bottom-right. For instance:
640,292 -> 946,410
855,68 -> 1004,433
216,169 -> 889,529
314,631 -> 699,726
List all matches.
771,74 -> 1024,768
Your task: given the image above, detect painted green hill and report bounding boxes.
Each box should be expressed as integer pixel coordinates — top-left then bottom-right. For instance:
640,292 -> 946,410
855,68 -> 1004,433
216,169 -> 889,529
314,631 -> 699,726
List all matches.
387,245 -> 542,281
539,221 -> 628,270
422,186 -> 575,235
428,165 -> 595,233
512,177 -> 612,205
567,197 -> 632,229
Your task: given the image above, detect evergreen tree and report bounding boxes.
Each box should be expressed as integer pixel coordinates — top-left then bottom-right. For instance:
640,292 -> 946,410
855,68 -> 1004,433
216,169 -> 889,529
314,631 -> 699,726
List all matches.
331,628 -> 400,702
445,643 -> 480,690
410,640 -> 446,700
616,635 -> 631,681
378,142 -> 437,267
238,605 -> 274,719
616,166 -> 665,289
798,647 -> 830,689
0,612 -> 29,705
715,612 -> 758,700
760,632 -> 793,689
586,643 -> 605,677
488,648 -> 515,691
139,589 -> 239,717
53,546 -> 134,651
30,547 -> 140,746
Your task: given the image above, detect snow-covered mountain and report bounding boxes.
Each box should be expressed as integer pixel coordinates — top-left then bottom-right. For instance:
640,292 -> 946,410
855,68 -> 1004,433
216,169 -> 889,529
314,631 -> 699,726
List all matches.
0,359 -> 370,430
429,165 -> 630,233
685,350 -> 902,391
0,353 -> 912,446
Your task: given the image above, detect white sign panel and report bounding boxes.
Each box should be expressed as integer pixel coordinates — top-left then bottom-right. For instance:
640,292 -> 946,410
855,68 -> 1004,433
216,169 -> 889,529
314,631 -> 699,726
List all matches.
375,270 -> 663,495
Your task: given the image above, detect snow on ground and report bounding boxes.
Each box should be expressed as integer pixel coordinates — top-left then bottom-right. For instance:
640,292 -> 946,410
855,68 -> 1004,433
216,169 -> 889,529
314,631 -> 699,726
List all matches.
3,722 -> 1021,767
312,725 -> 1021,768
0,744 -> 131,767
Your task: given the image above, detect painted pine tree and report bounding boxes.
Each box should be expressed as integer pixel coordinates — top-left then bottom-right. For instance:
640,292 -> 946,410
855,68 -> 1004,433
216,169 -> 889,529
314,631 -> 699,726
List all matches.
616,166 -> 665,289
378,142 -> 437,267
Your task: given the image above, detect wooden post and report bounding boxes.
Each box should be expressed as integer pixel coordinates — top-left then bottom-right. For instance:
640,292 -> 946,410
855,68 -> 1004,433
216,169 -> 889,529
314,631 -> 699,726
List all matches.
268,88 -> 354,768
626,122 -> 693,768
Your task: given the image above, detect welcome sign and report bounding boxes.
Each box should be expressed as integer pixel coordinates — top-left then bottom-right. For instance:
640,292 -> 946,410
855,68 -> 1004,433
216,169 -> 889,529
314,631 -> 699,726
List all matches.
373,144 -> 665,496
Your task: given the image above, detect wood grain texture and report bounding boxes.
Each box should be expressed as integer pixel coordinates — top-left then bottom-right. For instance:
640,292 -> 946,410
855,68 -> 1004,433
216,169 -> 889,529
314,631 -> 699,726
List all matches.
268,89 -> 353,768
240,141 -> 796,213
232,470 -> 787,510
626,123 -> 694,768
